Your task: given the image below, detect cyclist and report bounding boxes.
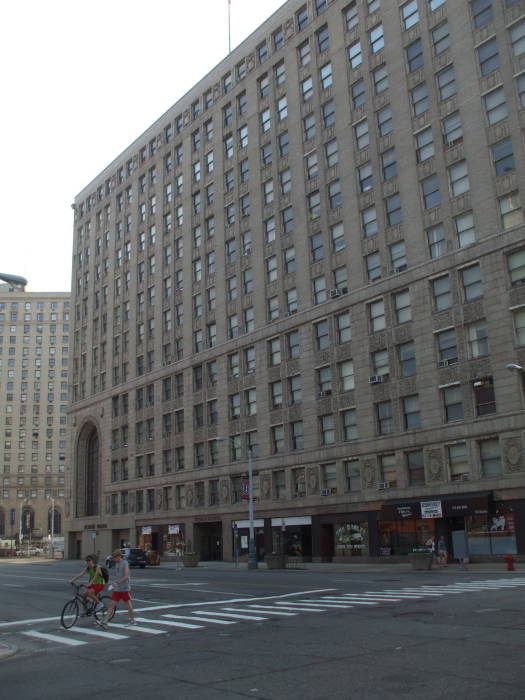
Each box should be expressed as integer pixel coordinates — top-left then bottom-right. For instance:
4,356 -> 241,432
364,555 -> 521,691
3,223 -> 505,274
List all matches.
68,554 -> 106,614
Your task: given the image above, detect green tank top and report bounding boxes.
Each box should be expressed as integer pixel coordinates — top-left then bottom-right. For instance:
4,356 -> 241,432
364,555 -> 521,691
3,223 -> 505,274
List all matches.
87,566 -> 105,585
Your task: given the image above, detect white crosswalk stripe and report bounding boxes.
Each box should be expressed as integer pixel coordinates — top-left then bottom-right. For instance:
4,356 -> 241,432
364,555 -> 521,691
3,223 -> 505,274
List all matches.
22,630 -> 87,646
295,600 -> 354,608
108,622 -> 166,634
163,614 -> 237,625
135,616 -> 202,630
221,607 -> 297,617
71,626 -> 128,640
197,610 -> 268,621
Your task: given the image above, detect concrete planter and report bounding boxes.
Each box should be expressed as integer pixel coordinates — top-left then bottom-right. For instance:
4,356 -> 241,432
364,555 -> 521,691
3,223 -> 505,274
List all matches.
409,553 -> 433,570
182,553 -> 200,567
264,554 -> 288,569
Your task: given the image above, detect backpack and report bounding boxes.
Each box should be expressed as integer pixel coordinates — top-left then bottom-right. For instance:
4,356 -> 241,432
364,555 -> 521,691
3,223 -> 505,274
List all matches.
99,566 -> 109,583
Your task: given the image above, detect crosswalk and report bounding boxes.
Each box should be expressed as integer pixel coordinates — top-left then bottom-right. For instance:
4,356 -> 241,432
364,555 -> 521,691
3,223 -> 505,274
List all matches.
11,577 -> 525,651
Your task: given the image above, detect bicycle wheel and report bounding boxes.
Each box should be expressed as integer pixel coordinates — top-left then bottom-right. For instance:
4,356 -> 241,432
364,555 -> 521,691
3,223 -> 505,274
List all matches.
61,599 -> 79,629
95,596 -> 116,621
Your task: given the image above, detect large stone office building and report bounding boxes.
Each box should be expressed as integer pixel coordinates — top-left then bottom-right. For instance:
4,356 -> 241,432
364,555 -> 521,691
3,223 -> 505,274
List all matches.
67,0 -> 525,562
0,283 -> 70,551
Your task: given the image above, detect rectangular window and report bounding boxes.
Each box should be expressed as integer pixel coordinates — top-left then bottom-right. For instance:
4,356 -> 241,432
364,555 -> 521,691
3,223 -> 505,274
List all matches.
461,263 -> 483,301
499,192 -> 524,230
411,83 -> 428,116
427,224 -> 446,259
484,86 -> 507,125
468,320 -> 489,358
478,37 -> 499,76
377,401 -> 393,435
339,359 -> 355,391
401,0 -> 419,30
385,193 -> 402,226
448,161 -> 470,196
432,275 -> 452,311
406,39 -> 423,72
348,41 -> 362,69
369,24 -> 384,54
480,438 -> 502,477
415,127 -> 434,162
455,212 -> 476,247
407,451 -> 425,486
474,377 -> 496,416
492,139 -> 515,176
421,175 -> 441,209
437,328 -> 458,363
398,341 -> 416,376
345,460 -> 361,493
513,309 -> 525,345
394,289 -> 411,323
448,443 -> 469,481
432,22 -> 450,55
437,66 -> 457,101
403,395 -> 421,429
370,299 -> 386,332
342,409 -> 358,441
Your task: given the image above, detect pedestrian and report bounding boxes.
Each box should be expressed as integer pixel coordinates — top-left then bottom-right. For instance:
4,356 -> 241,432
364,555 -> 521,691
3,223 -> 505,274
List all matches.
437,536 -> 448,566
98,550 -> 136,627
68,554 -> 106,614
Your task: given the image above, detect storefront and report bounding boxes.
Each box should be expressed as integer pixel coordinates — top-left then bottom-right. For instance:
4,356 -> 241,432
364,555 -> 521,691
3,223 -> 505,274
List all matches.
315,511 -> 376,562
231,519 -> 265,561
137,523 -> 186,555
379,492 -> 519,559
270,516 -> 312,559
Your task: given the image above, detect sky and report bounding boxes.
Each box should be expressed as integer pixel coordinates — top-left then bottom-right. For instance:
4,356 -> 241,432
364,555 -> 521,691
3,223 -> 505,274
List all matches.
0,0 -> 286,293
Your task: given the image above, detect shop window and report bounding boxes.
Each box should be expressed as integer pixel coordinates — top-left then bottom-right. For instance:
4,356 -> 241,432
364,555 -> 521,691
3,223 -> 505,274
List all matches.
466,512 -> 516,555
334,522 -> 369,557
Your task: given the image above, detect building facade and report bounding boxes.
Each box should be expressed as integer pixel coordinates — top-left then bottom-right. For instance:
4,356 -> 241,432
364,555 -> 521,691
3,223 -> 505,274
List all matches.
0,284 -> 70,552
67,0 -> 525,562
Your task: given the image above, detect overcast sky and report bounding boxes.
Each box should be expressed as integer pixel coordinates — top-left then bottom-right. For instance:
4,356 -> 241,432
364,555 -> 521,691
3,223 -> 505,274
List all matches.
1,0 -> 285,293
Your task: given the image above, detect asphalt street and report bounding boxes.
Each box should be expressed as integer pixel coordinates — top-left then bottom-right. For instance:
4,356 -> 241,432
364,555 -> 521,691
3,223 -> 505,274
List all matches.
1,559 -> 525,699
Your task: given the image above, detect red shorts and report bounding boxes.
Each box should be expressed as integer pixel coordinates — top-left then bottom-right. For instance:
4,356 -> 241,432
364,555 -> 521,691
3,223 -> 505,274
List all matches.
111,591 -> 131,602
88,584 -> 105,594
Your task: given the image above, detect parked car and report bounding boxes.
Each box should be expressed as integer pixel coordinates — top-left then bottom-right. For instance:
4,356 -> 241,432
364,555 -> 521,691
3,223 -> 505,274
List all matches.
106,547 -> 148,568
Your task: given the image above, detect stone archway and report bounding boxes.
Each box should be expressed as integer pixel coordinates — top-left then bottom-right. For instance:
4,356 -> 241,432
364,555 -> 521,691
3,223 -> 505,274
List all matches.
75,422 -> 100,517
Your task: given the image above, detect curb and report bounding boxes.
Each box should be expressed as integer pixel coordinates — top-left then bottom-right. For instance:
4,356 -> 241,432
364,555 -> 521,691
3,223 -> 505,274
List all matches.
0,642 -> 17,661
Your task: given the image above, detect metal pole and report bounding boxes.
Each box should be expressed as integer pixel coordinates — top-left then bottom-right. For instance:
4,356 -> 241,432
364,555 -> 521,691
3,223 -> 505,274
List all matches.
50,497 -> 55,559
247,448 -> 257,569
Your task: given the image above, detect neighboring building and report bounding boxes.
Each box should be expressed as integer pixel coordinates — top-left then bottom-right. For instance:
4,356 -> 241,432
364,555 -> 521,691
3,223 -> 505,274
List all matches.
0,284 -> 70,552
67,0 -> 525,562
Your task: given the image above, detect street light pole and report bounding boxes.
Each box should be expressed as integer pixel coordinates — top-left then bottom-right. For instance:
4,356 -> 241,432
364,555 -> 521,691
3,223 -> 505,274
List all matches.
49,496 -> 55,559
247,448 -> 257,570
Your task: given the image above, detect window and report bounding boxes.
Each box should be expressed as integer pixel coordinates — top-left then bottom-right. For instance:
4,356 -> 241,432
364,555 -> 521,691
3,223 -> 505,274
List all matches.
281,206 -> 294,234
390,241 -> 407,274
411,83 -> 428,116
499,193 -> 524,229
328,180 -> 342,209
270,380 -> 283,409
484,87 -> 507,126
513,309 -> 525,345
385,193 -> 402,226
455,212 -> 476,248
403,395 -> 421,429
315,0 -> 327,14
314,319 -> 330,350
305,151 -> 319,180
317,25 -> 330,52
407,451 -> 425,486
377,401 -> 393,434
509,19 -> 525,56
437,328 -> 458,363
291,421 -> 304,451
280,168 -> 292,195
354,120 -> 369,150
429,0 -> 446,10
448,443 -> 469,481
331,222 -> 345,253
320,415 -> 335,445
273,28 -> 284,51
478,38 -> 499,76
415,127 -> 434,162
448,161 -> 469,196
260,109 -> 271,133
238,124 -> 249,149
313,276 -> 327,304
422,175 -> 441,209
301,76 -> 313,102
372,348 -> 389,377
394,289 -> 411,323
468,320 -> 489,358
271,425 -> 284,454
342,409 -> 358,441
266,255 -> 278,283
508,249 -> 525,286
370,299 -> 386,332
258,41 -> 268,64
366,251 -> 382,281
432,22 -> 450,55
406,39 -> 423,72
461,263 -> 483,301
269,338 -> 281,367
340,359 -> 355,391
259,74 -> 269,99
287,330 -> 300,359
362,206 -> 378,237
344,2 -> 358,32
278,131 -> 289,158
437,66 -> 457,100
492,139 -> 515,176
443,116 -> 463,151
345,460 -> 361,493
277,96 -> 288,121
427,224 -> 446,259
320,62 -> 333,90
284,247 -> 296,275
298,40 -> 311,66
297,5 -> 309,30
352,79 -> 365,109
432,275 -> 452,311
471,0 -> 493,28
381,148 -> 397,180
517,74 -> 525,108
322,100 -> 336,128
318,366 -> 332,394
348,39 -> 363,66
398,341 -> 416,376
358,163 -> 373,192
369,24 -> 384,54
401,0 -> 419,30
480,438 -> 503,477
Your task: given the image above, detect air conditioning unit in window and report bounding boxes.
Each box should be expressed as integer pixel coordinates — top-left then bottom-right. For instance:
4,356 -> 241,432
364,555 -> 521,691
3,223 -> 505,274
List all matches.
438,358 -> 457,368
243,247 -> 252,256
460,473 -> 470,481
390,264 -> 407,274
320,489 -> 331,496
318,390 -> 332,399
147,434 -> 154,441
330,289 -> 342,298
378,482 -> 390,490
368,375 -> 383,384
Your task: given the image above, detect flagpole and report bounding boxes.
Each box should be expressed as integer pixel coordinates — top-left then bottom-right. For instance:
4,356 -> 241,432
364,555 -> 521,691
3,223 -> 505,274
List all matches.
228,0 -> 231,54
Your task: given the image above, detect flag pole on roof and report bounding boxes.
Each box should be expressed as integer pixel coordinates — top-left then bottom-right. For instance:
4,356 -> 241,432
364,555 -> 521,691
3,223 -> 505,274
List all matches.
228,0 -> 232,54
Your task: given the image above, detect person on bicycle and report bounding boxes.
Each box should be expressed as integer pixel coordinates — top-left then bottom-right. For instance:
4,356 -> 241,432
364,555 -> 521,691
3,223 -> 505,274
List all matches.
68,555 -> 106,614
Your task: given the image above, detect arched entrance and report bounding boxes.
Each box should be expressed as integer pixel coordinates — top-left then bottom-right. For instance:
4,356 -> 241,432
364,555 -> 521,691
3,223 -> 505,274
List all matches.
75,422 -> 101,517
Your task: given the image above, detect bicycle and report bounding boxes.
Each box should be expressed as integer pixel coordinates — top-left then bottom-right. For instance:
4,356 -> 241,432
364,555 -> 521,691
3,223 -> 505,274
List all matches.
61,583 -> 115,629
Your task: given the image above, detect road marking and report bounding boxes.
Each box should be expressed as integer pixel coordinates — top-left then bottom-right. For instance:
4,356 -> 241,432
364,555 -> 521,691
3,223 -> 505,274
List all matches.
340,595 -> 402,602
250,605 -> 323,612
297,600 -> 354,608
108,622 -> 166,634
22,631 -> 87,646
72,626 -> 128,640
135,617 -> 203,630
232,607 -> 297,617
363,591 -> 425,598
163,614 -> 236,625
2,584 -> 25,588
194,610 -> 268,621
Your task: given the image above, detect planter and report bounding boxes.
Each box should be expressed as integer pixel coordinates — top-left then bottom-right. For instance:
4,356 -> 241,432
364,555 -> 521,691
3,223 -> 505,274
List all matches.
182,553 -> 200,568
408,553 -> 433,571
264,554 -> 288,569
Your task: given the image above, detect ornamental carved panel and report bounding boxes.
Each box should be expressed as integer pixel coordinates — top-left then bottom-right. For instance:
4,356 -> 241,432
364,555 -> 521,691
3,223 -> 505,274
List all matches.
503,437 -> 523,473
261,474 -> 272,500
363,459 -> 376,490
307,467 -> 319,495
426,448 -> 444,483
